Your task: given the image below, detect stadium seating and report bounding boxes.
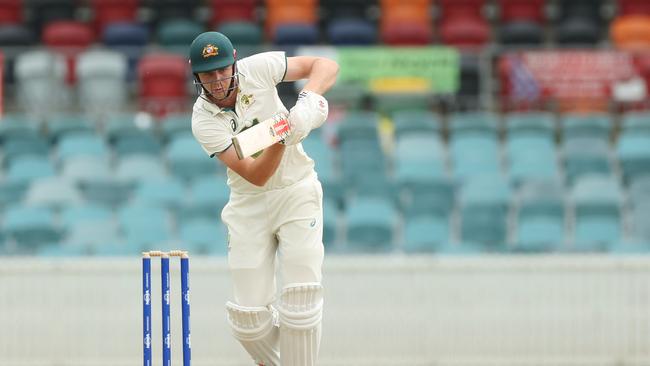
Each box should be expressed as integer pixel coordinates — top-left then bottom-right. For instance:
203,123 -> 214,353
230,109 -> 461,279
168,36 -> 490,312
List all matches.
118,203 -> 174,251
209,0 -> 257,28
76,49 -> 129,118
4,205 -> 62,251
571,176 -> 623,251
217,21 -> 264,45
179,219 -> 228,255
345,196 -> 397,252
403,215 -> 449,253
14,49 -> 70,117
91,0 -> 139,34
0,0 -> 22,24
137,53 -> 189,116
514,180 -> 566,252
459,175 -> 511,249
2,0 -> 650,258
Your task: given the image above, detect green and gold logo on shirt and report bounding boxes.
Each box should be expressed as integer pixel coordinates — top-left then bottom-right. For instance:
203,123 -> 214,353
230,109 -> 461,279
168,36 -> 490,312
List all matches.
240,93 -> 254,108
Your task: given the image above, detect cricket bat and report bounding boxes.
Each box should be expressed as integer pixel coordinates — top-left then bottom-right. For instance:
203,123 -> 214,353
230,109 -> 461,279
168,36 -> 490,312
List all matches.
232,112 -> 291,160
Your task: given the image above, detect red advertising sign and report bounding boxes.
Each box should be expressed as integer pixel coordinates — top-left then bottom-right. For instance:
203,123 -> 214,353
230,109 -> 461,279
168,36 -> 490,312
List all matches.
500,50 -> 639,107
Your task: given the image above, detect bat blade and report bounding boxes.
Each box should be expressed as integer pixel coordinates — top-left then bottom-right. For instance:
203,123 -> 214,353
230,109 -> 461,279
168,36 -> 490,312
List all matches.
232,113 -> 289,160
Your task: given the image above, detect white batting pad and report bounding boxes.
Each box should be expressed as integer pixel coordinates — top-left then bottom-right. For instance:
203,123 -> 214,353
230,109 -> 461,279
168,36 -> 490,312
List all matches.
278,282 -> 324,366
225,302 -> 280,366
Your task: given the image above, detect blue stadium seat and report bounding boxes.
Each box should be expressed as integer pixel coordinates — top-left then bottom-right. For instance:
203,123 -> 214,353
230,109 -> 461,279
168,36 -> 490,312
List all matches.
302,136 -> 342,206
57,133 -> 110,161
179,176 -> 229,223
0,115 -> 49,164
102,21 -> 150,81
62,219 -> 122,256
327,18 -> 376,45
76,48 -> 129,119
396,161 -> 454,218
157,19 -> 204,52
179,219 -> 228,256
217,21 -> 263,45
448,112 -> 499,135
3,205 -> 62,251
632,202 -> 650,242
0,114 -> 42,142
3,135 -> 49,164
450,134 -> 501,180
506,134 -> 559,186
617,132 -> 650,184
571,176 -> 623,251
274,23 -> 319,45
514,180 -> 565,252
25,177 -> 83,209
133,176 -> 186,210
61,156 -> 112,184
0,181 -> 29,208
106,114 -> 162,157
6,156 -> 55,183
160,113 -> 193,142
621,111 -> 650,134
118,203 -> 173,251
395,134 -> 446,163
459,175 -> 511,249
116,155 -> 168,183
166,135 -> 219,181
505,112 -> 555,138
345,197 -> 397,252
403,216 -> 449,253
563,138 -> 612,185
103,22 -> 150,47
47,114 -> 95,143
336,111 -> 380,143
561,113 -> 611,141
392,110 -> 440,138
609,240 -> 650,255
340,138 -> 386,188
629,176 -> 650,204
60,204 -> 114,230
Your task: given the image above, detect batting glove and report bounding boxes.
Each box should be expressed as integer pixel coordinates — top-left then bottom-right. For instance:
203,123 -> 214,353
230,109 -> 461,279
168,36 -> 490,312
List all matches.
284,91 -> 329,146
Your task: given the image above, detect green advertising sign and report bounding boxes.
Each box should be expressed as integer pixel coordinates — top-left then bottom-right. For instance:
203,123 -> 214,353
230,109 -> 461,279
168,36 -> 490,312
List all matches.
336,47 -> 460,94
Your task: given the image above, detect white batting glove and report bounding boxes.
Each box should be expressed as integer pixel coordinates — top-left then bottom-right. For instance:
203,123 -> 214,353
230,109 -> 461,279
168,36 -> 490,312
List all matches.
284,91 -> 329,146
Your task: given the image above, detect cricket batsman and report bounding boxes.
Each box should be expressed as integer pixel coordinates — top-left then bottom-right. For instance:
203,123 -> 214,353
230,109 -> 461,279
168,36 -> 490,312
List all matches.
188,31 -> 338,366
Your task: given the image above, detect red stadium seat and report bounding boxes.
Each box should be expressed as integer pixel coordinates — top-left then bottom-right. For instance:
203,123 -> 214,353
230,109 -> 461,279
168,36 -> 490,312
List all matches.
92,0 -> 139,34
438,0 -> 486,22
210,0 -> 257,28
42,21 -> 95,47
498,0 -> 545,24
382,21 -> 433,45
0,0 -> 23,25
138,53 -> 189,117
439,16 -> 490,47
618,0 -> 650,16
42,21 -> 95,85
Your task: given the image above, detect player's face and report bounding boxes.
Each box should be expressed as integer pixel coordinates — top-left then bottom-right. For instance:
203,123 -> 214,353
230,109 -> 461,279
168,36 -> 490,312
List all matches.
197,65 -> 237,101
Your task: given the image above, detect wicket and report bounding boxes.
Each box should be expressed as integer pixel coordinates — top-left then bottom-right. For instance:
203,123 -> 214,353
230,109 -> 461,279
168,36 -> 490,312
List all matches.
142,250 -> 191,366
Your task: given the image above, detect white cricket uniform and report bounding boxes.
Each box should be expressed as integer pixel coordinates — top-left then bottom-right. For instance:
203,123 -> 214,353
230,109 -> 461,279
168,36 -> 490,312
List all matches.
191,51 -> 325,307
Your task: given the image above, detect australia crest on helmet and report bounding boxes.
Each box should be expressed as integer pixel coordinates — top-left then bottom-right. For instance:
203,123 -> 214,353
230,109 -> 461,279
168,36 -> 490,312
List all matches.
202,44 -> 219,58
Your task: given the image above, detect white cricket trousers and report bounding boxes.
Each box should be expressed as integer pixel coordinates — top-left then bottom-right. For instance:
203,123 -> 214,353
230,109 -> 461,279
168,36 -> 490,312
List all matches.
221,176 -> 325,307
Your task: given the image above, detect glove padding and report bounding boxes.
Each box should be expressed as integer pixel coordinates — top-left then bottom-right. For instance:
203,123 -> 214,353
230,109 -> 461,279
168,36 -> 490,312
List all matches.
283,91 -> 328,146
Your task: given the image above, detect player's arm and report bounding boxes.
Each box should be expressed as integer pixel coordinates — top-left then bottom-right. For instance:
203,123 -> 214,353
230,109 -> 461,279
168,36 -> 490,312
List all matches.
216,143 -> 286,187
281,56 -> 338,145
283,56 -> 339,94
